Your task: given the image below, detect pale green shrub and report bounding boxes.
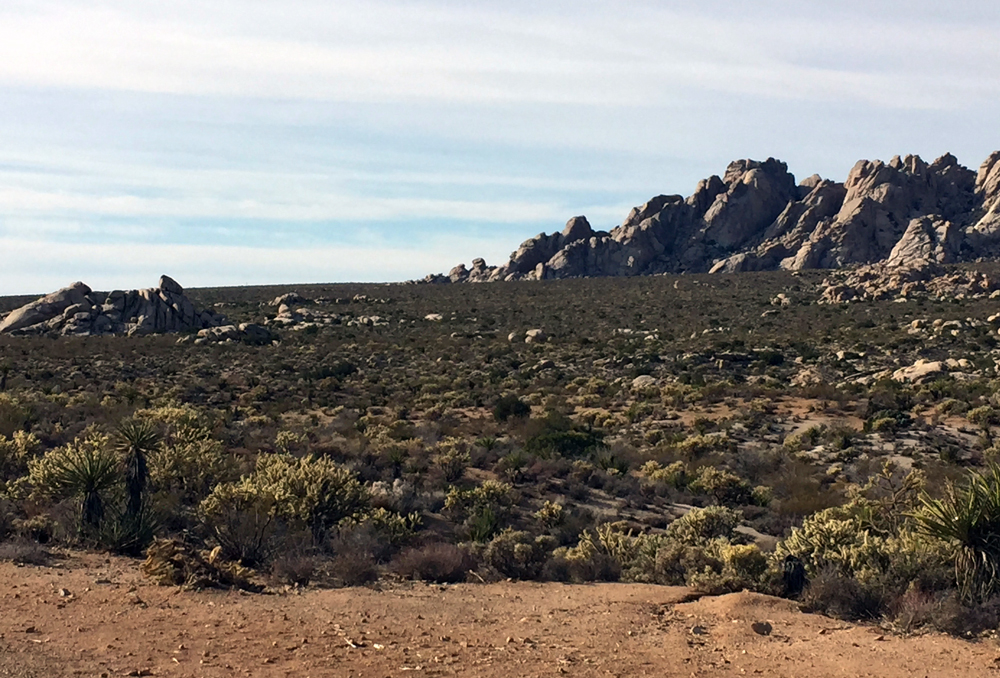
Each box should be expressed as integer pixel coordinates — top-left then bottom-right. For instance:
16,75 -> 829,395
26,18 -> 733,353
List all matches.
638,460 -> 687,487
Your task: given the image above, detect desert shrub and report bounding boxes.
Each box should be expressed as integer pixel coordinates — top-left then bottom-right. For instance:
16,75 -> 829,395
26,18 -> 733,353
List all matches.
199,478 -> 278,566
444,480 -> 516,541
147,430 -> 237,505
801,569 -> 888,621
433,438 -> 471,482
543,549 -> 621,582
270,550 -> 317,587
524,429 -> 603,459
639,460 -> 687,487
327,525 -> 381,585
0,430 -> 40,482
777,463 -> 952,620
482,529 -> 556,579
936,398 -> 970,416
493,394 -> 530,422
648,507 -> 769,592
200,453 -> 372,563
668,505 -> 745,544
342,507 -> 422,549
495,449 -> 530,483
557,508 -> 767,592
676,433 -> 736,459
685,543 -> 770,595
967,405 -> 999,431
533,500 -> 565,529
0,394 -> 29,439
0,538 -> 50,565
369,478 -> 417,513
688,466 -> 756,506
274,430 -> 307,454
864,410 -> 912,435
12,514 -> 60,543
392,542 -> 476,583
783,426 -> 822,452
249,453 -> 369,537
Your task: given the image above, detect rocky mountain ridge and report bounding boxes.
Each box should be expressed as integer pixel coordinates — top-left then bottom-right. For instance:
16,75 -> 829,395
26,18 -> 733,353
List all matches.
427,151 -> 1000,283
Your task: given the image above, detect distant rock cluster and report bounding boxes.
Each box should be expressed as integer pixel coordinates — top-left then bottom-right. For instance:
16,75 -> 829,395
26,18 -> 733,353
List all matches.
817,260 -> 999,304
264,293 -> 391,331
0,276 -> 228,337
428,151 -> 1000,282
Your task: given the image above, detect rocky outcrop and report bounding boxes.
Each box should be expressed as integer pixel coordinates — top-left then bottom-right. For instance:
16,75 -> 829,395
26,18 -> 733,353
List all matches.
0,276 -> 227,337
817,260 -> 998,304
432,151 -> 1000,282
175,323 -> 274,346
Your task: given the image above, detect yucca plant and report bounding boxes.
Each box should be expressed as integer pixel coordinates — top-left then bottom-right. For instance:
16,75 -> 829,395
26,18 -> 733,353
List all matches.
115,419 -> 159,519
914,463 -> 1000,602
30,436 -> 120,536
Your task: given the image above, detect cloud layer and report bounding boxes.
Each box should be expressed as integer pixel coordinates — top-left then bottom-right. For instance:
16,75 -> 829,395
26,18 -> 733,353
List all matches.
1,1 -> 999,293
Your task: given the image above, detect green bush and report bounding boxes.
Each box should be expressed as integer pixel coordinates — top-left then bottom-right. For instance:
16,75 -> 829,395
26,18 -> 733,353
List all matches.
493,394 -> 530,422
444,479 -> 517,542
638,460 -> 687,487
483,529 -> 556,579
200,453 -> 371,562
0,431 -> 40,483
524,429 -> 603,458
688,467 -> 756,506
0,394 -> 29,440
433,438 -> 471,483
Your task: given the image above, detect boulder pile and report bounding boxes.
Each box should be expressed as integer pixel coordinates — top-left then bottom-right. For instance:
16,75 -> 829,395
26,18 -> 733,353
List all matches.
817,261 -> 998,304
0,276 -> 228,337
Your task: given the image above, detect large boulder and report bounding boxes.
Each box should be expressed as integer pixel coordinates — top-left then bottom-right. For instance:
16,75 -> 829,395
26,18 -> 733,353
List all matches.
0,282 -> 91,333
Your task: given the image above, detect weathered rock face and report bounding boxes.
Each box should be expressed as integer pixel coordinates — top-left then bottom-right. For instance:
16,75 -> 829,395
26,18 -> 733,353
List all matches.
434,151 -> 1000,282
0,282 -> 93,334
0,276 -> 227,337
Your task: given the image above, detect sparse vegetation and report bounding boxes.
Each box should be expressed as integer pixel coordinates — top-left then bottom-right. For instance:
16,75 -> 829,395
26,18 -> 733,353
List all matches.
4,268 -> 1000,636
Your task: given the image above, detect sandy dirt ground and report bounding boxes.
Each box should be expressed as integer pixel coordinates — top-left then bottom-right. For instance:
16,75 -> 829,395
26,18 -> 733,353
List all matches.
1,554 -> 999,678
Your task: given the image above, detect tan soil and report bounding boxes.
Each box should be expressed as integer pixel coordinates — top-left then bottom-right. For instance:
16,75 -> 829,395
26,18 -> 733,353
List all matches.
1,554 -> 998,678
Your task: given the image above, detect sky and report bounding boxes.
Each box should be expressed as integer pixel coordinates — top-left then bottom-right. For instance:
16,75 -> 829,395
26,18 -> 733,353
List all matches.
2,1 -> 1000,294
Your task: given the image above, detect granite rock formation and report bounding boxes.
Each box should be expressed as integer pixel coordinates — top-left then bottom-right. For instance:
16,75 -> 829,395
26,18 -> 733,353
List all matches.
432,152 -> 1000,282
0,276 -> 227,337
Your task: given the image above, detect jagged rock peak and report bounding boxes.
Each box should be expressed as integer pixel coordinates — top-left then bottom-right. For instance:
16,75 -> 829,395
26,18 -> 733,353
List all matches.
429,151 -> 1000,283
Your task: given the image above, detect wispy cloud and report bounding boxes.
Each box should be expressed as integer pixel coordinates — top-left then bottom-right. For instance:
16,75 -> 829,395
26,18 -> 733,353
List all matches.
1,2 -> 999,294
0,2 -> 997,109
0,235 -> 519,295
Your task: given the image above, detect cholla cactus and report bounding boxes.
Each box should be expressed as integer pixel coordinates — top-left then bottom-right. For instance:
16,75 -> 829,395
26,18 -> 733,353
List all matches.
533,500 -> 565,528
638,460 -> 687,487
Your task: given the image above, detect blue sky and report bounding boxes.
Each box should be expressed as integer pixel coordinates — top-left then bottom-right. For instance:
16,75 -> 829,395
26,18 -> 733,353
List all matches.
2,1 -> 1000,294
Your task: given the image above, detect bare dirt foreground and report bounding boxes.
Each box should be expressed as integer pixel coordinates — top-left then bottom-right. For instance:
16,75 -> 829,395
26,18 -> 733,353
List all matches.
1,555 -> 998,678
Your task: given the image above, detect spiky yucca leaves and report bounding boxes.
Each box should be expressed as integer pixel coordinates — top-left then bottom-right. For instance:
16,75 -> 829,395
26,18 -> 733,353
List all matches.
915,463 -> 1000,602
29,434 -> 119,536
115,419 -> 160,519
